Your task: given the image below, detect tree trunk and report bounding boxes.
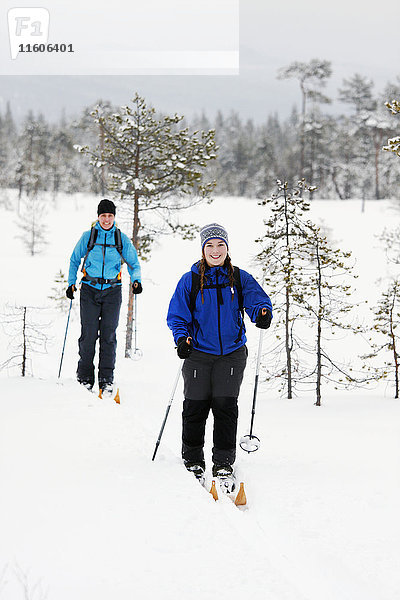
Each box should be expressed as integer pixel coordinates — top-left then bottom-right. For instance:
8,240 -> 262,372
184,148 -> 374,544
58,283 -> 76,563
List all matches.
99,122 -> 106,196
389,292 -> 398,399
374,134 -> 382,200
22,306 -> 27,377
285,286 -> 292,399
331,168 -> 344,200
315,239 -> 322,406
284,187 -> 292,399
315,311 -> 322,406
124,190 -> 140,358
300,82 -> 306,178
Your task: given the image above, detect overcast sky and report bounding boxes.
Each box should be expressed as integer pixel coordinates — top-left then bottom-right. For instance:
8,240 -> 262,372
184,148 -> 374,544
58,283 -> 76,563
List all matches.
1,0 -> 399,123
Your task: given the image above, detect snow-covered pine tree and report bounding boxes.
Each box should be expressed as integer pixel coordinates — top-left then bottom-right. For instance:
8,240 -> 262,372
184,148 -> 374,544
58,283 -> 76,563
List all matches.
17,194 -> 47,256
277,59 -> 332,179
362,279 -> 400,398
363,110 -> 393,200
16,112 -> 51,209
379,225 -> 400,265
299,222 -> 364,405
327,115 -> 357,199
48,127 -> 74,202
76,93 -> 217,357
338,74 -> 376,115
255,179 -> 315,398
338,74 -> 380,208
383,100 -> 400,158
0,102 -> 17,205
0,305 -> 49,377
302,107 -> 335,196
213,111 -> 255,196
48,270 -> 69,312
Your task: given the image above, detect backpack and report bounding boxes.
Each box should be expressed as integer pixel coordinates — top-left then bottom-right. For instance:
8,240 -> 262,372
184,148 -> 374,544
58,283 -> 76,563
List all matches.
81,225 -> 135,286
81,226 -> 123,273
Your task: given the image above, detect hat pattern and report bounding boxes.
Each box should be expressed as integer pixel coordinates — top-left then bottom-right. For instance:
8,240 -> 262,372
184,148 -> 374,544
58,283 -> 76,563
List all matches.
200,223 -> 229,248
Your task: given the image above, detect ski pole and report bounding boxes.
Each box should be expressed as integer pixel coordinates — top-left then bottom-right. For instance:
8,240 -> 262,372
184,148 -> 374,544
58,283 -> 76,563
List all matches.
131,294 -> 142,359
240,328 -> 264,453
152,363 -> 183,461
134,293 -> 138,350
58,299 -> 73,379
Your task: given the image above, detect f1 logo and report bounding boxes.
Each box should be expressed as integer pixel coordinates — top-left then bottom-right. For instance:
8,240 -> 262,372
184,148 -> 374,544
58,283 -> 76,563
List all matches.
7,8 -> 50,59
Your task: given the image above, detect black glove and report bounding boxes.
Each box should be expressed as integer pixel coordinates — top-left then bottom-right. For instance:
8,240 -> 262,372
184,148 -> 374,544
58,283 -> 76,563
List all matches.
255,308 -> 272,329
177,337 -> 192,359
66,284 -> 76,300
132,281 -> 143,294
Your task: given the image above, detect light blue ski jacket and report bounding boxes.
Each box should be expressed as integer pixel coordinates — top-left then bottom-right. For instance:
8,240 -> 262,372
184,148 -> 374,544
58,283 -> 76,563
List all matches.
68,221 -> 141,291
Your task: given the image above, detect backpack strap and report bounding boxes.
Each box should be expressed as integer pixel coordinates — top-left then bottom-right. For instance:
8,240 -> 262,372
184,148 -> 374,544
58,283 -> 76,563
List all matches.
232,266 -> 244,343
81,226 -> 98,273
189,269 -> 201,315
113,227 -> 137,271
114,227 -> 123,256
233,266 -> 243,314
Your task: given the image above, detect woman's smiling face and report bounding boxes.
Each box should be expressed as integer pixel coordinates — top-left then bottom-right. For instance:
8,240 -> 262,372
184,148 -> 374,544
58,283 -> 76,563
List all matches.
98,213 -> 115,230
203,239 -> 228,267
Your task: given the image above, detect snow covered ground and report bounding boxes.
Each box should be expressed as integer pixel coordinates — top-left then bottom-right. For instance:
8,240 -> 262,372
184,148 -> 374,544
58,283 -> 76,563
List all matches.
1,192 -> 400,599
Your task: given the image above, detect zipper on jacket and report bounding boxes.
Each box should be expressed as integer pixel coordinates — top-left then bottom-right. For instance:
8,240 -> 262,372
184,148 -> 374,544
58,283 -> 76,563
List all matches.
216,269 -> 223,355
101,231 -> 107,290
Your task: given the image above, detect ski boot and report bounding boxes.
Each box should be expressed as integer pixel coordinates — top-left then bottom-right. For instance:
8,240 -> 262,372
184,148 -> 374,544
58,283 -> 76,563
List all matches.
99,381 -> 114,398
184,461 -> 206,486
212,464 -> 236,493
78,379 -> 94,392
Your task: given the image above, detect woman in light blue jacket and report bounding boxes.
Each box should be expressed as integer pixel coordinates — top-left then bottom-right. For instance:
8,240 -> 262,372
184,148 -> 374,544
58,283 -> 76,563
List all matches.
67,199 -> 141,395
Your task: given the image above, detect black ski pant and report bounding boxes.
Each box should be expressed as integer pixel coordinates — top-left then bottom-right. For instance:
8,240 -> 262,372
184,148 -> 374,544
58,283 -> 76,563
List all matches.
181,346 -> 247,466
77,284 -> 122,386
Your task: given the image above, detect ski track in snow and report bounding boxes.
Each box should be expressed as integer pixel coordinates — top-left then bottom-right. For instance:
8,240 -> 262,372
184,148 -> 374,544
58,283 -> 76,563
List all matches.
1,192 -> 400,599
0,378 -> 305,600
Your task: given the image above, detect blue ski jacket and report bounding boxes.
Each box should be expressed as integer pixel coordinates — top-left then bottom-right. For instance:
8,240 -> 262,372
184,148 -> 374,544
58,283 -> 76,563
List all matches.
167,262 -> 272,355
68,221 -> 141,291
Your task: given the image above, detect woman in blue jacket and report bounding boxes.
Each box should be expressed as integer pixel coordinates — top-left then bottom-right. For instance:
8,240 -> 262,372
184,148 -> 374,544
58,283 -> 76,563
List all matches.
66,199 -> 142,395
167,223 -> 272,489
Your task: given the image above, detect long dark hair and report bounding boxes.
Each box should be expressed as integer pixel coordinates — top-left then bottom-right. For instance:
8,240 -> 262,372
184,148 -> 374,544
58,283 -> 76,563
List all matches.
198,253 -> 235,303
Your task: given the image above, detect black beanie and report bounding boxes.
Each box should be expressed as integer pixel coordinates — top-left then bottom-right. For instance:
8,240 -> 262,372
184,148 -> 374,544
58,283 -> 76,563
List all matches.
97,199 -> 116,216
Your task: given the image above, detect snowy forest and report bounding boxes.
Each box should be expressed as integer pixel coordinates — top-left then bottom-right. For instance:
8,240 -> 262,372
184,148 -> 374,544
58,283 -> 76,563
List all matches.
1,61 -> 400,205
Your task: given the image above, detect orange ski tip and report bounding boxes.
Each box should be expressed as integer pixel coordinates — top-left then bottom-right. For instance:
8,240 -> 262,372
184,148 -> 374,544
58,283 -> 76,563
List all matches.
98,389 -> 103,399
114,388 -> 120,404
210,479 -> 219,501
234,482 -> 247,506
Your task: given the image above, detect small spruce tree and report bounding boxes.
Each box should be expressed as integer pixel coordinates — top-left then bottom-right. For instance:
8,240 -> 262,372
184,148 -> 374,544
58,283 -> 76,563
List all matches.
383,99 -> 400,158
255,179 -> 315,398
17,194 -> 47,256
0,305 -> 49,376
362,279 -> 400,398
48,270 -> 69,312
299,222 -> 364,405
